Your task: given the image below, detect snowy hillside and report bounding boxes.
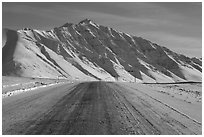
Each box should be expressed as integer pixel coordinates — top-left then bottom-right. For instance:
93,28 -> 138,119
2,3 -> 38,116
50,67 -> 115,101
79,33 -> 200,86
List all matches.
2,19 -> 202,83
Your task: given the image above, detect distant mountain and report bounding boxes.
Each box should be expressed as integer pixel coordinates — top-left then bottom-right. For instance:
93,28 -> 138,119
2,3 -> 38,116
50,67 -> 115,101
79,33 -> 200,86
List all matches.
2,19 -> 202,83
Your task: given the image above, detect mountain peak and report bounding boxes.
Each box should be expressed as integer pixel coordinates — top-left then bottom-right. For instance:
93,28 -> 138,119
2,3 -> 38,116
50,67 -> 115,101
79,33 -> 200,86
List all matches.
79,18 -> 92,25
3,19 -> 202,83
61,19 -> 94,27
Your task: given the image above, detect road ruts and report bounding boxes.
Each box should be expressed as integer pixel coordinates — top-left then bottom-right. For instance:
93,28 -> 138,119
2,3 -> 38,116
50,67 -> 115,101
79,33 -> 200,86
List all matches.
3,81 -> 181,135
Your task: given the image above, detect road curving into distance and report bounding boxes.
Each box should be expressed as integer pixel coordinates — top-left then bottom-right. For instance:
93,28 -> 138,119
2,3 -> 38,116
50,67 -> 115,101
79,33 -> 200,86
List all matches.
2,81 -> 201,135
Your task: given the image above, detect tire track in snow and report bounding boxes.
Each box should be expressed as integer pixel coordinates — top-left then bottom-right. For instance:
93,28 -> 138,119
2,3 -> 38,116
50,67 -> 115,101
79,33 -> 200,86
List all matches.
119,84 -> 201,125
105,83 -> 161,135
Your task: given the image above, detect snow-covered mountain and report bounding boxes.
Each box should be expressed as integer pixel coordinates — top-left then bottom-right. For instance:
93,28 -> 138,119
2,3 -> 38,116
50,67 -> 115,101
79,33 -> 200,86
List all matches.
2,19 -> 202,83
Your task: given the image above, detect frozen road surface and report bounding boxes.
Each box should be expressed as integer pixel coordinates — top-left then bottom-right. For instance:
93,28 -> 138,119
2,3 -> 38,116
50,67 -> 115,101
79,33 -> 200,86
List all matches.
2,81 -> 201,135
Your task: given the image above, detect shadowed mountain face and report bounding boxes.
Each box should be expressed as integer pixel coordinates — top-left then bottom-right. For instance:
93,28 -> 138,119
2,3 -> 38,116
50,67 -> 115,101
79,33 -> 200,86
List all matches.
2,19 -> 202,83
2,29 -> 21,76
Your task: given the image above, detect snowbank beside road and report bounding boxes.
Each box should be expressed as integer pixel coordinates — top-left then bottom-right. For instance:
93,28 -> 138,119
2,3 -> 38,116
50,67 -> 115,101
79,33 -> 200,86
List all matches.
2,81 -> 71,98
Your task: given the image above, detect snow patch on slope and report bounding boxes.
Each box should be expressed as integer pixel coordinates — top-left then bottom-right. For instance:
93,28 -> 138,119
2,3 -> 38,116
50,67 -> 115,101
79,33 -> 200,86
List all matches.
74,55 -> 115,81
179,65 -> 202,82
140,71 -> 156,83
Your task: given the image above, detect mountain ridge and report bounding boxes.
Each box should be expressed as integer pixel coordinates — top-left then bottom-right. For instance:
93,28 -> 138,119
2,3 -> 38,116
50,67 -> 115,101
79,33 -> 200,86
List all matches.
2,19 -> 202,83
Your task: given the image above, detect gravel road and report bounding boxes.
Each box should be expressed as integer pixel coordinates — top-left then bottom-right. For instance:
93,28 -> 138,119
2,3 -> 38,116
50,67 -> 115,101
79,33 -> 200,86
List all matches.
2,81 -> 201,135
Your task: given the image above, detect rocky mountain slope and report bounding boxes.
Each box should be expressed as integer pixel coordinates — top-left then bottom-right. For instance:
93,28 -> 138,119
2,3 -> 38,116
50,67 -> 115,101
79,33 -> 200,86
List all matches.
2,19 -> 202,83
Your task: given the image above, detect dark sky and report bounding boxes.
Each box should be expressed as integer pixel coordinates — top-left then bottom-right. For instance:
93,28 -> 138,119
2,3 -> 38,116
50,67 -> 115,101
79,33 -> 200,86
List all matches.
2,2 -> 202,57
